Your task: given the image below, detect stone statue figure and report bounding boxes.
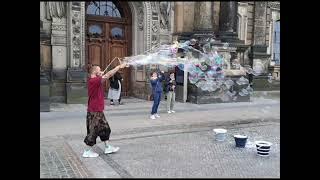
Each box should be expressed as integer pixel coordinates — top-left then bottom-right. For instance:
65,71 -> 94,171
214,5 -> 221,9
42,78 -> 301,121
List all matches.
45,2 -> 66,20
159,2 -> 171,29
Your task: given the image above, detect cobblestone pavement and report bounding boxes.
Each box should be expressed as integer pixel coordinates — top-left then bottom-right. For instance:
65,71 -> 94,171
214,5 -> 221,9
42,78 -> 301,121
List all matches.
40,137 -> 92,178
41,97 -> 279,138
40,122 -> 280,178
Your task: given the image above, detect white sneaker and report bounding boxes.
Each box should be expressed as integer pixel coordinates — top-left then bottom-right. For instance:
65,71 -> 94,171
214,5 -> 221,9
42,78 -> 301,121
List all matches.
150,115 -> 156,120
171,110 -> 175,113
167,111 -> 172,114
104,145 -> 120,154
82,149 -> 99,158
155,114 -> 160,118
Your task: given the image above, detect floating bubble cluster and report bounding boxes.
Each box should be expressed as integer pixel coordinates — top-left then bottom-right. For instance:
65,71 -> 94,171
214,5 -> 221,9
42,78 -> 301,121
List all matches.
122,39 -> 273,102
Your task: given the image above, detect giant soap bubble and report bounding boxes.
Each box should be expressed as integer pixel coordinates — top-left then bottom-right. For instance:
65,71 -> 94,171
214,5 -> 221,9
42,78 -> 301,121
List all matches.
120,39 -> 258,102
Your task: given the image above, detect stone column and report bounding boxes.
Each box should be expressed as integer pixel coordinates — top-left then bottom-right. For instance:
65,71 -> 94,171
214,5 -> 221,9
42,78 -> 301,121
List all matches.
40,2 -> 52,111
218,2 -> 240,43
194,2 -> 213,31
249,2 -> 271,89
66,2 -> 87,104
250,2 -> 270,71
192,1 -> 214,43
47,2 -> 68,103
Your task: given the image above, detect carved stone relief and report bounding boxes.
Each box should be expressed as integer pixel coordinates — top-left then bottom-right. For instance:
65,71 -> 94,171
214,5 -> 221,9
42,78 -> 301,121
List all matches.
135,2 -> 144,31
159,2 -> 170,30
68,2 -> 85,68
268,2 -> 280,10
149,2 -> 160,46
46,2 -> 66,20
237,2 -> 248,43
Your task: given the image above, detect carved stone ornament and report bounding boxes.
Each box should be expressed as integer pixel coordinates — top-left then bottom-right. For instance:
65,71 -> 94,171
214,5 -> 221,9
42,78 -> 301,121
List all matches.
69,2 -> 85,68
268,2 -> 280,10
151,2 -> 157,12
51,25 -> 66,31
152,35 -> 158,46
46,2 -> 66,19
152,21 -> 158,33
136,3 -> 144,31
159,2 -> 170,30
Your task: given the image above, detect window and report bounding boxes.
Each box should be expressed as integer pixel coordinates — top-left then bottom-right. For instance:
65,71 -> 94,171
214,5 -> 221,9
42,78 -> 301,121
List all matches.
88,24 -> 103,37
111,27 -> 123,39
87,1 -> 122,18
273,20 -> 280,65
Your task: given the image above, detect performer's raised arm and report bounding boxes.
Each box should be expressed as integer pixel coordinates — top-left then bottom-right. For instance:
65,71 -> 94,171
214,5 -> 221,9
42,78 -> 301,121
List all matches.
101,62 -> 127,81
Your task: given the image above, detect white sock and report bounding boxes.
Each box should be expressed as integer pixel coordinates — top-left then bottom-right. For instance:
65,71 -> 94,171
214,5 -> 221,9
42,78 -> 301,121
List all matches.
104,141 -> 109,148
86,145 -> 93,152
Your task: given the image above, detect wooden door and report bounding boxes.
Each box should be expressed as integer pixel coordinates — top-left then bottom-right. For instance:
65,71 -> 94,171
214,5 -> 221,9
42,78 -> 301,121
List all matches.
85,1 -> 132,96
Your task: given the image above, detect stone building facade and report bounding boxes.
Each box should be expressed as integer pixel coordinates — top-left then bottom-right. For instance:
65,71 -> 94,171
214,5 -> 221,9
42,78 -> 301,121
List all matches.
40,1 -> 280,108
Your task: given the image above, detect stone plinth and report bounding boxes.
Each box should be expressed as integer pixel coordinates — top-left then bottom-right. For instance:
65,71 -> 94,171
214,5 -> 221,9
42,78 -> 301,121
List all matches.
40,73 -> 50,112
66,68 -> 87,104
188,75 -> 250,104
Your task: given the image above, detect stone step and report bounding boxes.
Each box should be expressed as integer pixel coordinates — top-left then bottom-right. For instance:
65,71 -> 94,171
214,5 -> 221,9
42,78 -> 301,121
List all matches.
49,98 -> 279,115
252,91 -> 280,99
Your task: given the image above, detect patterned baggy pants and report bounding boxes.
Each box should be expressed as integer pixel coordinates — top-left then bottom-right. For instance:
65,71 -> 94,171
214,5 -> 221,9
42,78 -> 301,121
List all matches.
84,112 -> 111,146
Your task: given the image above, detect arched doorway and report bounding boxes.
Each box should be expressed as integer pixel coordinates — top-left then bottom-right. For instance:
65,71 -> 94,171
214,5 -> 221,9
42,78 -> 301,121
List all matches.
85,1 -> 132,96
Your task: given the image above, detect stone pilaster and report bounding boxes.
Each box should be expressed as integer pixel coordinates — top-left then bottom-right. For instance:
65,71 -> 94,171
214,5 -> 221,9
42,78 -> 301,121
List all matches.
194,2 -> 213,31
192,1 -> 215,43
66,2 -> 87,104
249,2 -> 272,88
218,2 -> 241,43
50,3 -> 68,102
40,19 -> 51,111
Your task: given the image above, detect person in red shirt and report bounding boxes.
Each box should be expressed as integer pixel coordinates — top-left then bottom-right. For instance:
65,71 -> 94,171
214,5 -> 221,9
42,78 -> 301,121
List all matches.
83,62 -> 127,158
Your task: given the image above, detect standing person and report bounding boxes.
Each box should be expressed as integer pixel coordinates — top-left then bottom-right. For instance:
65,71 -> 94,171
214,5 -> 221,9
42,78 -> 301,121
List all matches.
150,70 -> 165,120
166,72 -> 176,113
82,62 -> 127,158
108,72 -> 123,105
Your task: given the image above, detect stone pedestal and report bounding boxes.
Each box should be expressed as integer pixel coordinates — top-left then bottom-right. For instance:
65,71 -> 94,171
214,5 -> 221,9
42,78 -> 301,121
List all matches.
218,2 -> 241,43
249,2 -> 271,90
40,72 -> 50,112
256,64 -> 280,91
66,68 -> 87,104
188,75 -> 250,104
187,42 -> 250,104
269,65 -> 280,80
252,76 -> 279,91
65,2 -> 87,104
176,1 -> 251,104
50,16 -> 68,103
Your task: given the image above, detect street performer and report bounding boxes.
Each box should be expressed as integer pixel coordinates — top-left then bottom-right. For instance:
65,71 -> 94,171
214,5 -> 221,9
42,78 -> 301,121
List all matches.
82,62 -> 127,158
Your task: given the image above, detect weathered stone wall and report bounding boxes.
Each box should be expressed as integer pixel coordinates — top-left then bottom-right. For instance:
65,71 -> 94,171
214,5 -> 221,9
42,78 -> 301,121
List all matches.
246,2 -> 255,45
40,1 -> 280,105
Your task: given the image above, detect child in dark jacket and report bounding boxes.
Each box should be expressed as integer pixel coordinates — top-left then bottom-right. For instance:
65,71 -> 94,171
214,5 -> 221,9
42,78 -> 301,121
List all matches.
150,70 -> 165,119
165,72 -> 176,113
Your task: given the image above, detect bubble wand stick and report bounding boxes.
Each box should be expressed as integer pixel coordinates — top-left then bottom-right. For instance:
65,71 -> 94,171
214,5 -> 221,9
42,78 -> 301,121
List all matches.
102,57 -> 122,74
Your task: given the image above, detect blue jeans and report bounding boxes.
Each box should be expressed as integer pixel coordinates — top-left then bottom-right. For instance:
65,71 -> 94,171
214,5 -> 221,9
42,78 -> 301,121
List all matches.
151,92 -> 161,115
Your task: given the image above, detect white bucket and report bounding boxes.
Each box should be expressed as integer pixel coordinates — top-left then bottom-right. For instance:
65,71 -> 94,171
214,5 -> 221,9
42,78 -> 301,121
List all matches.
255,141 -> 272,157
213,129 -> 227,141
